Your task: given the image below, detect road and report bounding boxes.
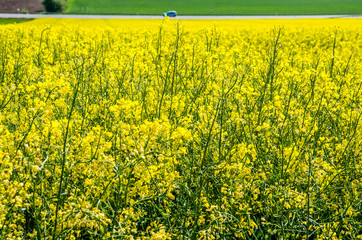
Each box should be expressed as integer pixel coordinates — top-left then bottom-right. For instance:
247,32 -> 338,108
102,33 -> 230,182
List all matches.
1,13 -> 361,19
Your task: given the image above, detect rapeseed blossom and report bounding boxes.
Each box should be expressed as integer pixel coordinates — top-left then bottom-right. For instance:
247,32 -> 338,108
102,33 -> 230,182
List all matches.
0,18 -> 361,239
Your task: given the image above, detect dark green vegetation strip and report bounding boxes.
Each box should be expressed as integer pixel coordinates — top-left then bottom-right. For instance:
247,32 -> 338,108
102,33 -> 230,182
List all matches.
66,0 -> 362,15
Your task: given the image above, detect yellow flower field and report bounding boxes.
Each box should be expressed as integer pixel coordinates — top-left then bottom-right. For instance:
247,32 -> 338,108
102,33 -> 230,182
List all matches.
0,18 -> 361,239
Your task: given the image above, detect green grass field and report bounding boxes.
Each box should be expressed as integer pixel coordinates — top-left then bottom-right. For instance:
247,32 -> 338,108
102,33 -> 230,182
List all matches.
0,19 -> 32,24
66,0 -> 362,15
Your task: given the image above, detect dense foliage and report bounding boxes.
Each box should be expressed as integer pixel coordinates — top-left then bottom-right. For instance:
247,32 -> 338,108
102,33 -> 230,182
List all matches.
42,0 -> 67,13
0,19 -> 361,239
